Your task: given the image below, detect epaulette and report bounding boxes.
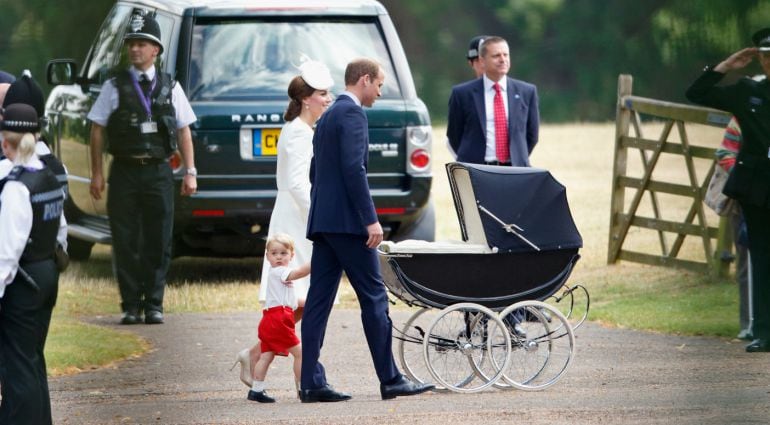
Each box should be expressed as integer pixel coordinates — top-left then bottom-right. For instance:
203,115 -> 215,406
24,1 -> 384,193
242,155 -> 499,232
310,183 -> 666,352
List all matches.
5,165 -> 25,182
0,165 -> 24,193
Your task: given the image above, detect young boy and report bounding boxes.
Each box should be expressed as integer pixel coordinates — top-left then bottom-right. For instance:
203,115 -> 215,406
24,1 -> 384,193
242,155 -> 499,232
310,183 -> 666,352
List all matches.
248,233 -> 309,403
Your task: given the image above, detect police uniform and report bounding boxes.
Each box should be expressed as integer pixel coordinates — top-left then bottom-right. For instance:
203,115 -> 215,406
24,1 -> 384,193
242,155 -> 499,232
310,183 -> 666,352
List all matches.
87,14 -> 196,324
685,28 -> 770,351
36,141 -> 69,198
0,103 -> 67,425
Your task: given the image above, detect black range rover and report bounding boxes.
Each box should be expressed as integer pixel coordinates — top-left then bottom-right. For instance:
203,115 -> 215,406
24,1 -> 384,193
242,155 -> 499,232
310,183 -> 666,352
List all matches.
45,0 -> 434,260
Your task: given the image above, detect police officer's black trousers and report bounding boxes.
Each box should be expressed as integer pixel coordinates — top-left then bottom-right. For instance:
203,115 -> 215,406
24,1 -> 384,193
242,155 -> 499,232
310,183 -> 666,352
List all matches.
728,210 -> 751,331
741,202 -> 770,340
107,161 -> 173,314
0,259 -> 58,425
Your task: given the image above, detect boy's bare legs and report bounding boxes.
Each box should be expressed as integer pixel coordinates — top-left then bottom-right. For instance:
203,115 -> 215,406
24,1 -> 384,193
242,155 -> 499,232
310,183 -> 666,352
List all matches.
253,351 -> 275,382
248,344 -> 261,380
249,350 -> 277,403
250,299 -> 304,379
287,344 -> 302,391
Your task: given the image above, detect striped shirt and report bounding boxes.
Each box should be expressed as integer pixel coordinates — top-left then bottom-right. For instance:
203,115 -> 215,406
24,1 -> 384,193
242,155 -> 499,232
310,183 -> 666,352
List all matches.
716,116 -> 741,172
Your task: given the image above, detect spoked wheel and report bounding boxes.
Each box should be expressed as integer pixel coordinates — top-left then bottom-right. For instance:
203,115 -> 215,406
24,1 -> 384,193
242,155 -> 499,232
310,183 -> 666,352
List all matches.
494,301 -> 575,391
466,309 -> 514,387
423,303 -> 510,393
397,308 -> 448,391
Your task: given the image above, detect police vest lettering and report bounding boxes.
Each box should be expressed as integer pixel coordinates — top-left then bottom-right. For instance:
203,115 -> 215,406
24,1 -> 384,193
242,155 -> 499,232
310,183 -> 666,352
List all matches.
106,70 -> 178,158
2,166 -> 64,262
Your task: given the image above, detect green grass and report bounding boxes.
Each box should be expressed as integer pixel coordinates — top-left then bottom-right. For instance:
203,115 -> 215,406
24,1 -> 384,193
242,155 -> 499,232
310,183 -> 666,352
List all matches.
582,264 -> 738,337
45,318 -> 148,376
46,122 -> 744,376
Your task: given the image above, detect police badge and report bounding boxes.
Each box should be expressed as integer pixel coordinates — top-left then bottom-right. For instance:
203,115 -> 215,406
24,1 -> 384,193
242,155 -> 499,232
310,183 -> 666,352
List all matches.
130,14 -> 145,33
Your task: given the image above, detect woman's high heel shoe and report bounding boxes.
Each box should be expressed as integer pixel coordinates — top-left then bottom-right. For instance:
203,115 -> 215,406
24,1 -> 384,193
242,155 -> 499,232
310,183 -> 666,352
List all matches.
230,348 -> 253,387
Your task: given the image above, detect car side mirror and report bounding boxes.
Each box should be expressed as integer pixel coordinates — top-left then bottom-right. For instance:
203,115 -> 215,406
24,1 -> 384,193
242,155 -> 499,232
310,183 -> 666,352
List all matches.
46,59 -> 78,86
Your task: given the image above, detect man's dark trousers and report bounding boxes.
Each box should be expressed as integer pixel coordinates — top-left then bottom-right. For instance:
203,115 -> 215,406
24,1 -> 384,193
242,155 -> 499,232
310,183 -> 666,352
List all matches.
107,160 -> 173,314
742,202 -> 770,340
300,233 -> 399,390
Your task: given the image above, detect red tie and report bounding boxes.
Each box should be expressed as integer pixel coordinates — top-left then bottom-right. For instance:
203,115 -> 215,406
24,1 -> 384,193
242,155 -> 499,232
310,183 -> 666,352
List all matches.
493,82 -> 509,163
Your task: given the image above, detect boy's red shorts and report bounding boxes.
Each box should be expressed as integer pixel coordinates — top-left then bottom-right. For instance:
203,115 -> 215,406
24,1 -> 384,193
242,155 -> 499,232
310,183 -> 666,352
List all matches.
258,306 -> 299,356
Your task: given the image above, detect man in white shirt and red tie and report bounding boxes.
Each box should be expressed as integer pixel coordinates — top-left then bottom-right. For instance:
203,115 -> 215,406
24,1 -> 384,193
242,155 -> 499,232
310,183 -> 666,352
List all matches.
447,35 -> 540,166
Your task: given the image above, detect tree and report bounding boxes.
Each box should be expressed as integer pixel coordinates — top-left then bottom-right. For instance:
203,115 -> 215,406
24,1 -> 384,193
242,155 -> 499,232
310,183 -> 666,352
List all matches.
0,0 -> 113,90
3,0 -> 770,121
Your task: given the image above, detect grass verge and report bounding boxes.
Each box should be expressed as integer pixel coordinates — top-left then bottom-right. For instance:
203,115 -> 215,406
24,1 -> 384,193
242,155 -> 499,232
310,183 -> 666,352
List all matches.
45,318 -> 148,376
47,122 -> 744,376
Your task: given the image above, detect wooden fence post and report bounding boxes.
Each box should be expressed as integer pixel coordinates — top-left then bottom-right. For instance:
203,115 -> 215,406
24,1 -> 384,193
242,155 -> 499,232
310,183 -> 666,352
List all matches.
608,74 -> 632,264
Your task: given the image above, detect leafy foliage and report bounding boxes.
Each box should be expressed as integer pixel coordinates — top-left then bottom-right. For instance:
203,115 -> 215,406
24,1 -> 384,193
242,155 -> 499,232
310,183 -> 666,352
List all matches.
2,0 -> 770,121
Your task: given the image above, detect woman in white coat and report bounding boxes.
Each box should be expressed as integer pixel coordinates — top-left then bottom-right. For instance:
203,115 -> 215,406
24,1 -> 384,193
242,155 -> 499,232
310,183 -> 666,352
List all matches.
231,60 -> 333,388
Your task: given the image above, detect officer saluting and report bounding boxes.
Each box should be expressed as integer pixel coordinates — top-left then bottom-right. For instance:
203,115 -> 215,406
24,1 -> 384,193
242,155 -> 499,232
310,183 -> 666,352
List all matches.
87,12 -> 197,325
0,103 -> 67,425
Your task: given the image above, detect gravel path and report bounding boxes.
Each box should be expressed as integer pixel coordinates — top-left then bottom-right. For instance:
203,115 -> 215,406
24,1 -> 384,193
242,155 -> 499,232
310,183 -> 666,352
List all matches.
50,309 -> 770,424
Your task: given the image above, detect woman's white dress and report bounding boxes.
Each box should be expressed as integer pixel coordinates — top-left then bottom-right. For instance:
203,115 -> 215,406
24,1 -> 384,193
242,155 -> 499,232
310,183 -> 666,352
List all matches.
259,118 -> 337,303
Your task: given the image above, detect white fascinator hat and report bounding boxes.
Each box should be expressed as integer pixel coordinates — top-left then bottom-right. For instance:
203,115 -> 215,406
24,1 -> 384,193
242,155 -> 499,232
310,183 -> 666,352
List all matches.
297,58 -> 334,91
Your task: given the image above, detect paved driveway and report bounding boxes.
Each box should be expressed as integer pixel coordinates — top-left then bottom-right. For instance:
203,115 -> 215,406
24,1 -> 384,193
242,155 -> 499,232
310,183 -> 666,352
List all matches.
51,310 -> 770,424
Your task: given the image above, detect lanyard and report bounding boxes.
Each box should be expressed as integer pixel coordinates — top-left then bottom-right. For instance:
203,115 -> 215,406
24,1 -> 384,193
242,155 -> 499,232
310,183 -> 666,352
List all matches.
130,73 -> 157,120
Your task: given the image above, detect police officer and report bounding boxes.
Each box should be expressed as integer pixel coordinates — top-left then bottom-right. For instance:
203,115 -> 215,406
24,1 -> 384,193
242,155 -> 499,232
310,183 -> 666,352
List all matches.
87,12 -> 197,325
466,35 -> 488,78
686,28 -> 770,352
1,70 -> 69,196
0,103 -> 67,425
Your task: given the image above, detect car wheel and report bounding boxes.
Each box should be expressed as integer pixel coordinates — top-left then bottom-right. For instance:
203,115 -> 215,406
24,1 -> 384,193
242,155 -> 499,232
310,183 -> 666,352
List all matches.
67,236 -> 94,261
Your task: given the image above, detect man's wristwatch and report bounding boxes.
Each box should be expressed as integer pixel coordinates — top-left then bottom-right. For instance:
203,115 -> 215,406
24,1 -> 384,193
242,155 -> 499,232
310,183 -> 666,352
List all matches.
185,167 -> 197,177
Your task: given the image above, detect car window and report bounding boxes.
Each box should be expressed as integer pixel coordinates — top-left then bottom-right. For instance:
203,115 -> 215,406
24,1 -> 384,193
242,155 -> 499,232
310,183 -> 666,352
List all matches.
188,18 -> 401,101
86,4 -> 133,84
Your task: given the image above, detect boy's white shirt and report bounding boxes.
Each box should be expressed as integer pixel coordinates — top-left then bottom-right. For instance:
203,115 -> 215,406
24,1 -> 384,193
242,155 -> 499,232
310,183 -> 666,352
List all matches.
263,265 -> 298,310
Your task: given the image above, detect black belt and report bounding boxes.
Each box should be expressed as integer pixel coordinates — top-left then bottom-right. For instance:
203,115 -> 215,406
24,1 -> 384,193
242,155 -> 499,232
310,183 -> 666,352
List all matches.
484,160 -> 512,166
114,157 -> 168,166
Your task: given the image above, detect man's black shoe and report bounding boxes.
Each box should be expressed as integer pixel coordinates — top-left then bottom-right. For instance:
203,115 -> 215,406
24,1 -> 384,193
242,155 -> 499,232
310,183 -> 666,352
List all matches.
120,311 -> 141,325
300,385 -> 351,403
745,339 -> 770,353
737,329 -> 753,341
380,375 -> 435,400
247,390 -> 276,403
145,310 -> 164,324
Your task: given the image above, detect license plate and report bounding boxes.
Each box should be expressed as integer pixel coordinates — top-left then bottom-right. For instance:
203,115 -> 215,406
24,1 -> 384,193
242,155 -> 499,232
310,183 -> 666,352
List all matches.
252,128 -> 281,156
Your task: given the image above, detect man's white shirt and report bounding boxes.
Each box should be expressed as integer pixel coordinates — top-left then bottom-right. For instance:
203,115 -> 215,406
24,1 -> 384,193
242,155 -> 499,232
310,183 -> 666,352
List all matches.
87,65 -> 196,128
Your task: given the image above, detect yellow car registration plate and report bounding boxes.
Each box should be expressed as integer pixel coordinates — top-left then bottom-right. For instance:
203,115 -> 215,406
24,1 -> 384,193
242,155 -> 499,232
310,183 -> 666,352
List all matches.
252,128 -> 281,156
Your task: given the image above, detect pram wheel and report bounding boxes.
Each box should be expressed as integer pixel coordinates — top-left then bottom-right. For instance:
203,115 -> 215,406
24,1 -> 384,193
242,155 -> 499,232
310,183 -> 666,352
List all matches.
495,301 -> 575,391
397,308 -> 450,392
423,303 -> 510,393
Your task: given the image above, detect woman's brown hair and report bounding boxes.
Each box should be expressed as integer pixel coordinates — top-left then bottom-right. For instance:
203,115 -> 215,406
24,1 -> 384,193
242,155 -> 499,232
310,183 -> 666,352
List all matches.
284,76 -> 316,121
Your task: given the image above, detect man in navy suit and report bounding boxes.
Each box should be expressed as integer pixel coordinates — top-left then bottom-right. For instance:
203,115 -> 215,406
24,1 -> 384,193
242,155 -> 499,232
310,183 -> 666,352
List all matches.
299,58 -> 434,402
447,36 -> 540,166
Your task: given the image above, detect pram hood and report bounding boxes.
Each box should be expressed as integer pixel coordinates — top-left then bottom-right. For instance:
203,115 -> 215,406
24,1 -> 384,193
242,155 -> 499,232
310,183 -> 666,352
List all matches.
446,162 -> 583,253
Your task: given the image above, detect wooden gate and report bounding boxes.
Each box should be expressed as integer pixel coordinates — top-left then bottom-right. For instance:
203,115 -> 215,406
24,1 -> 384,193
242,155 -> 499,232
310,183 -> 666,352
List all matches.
608,74 -> 733,275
